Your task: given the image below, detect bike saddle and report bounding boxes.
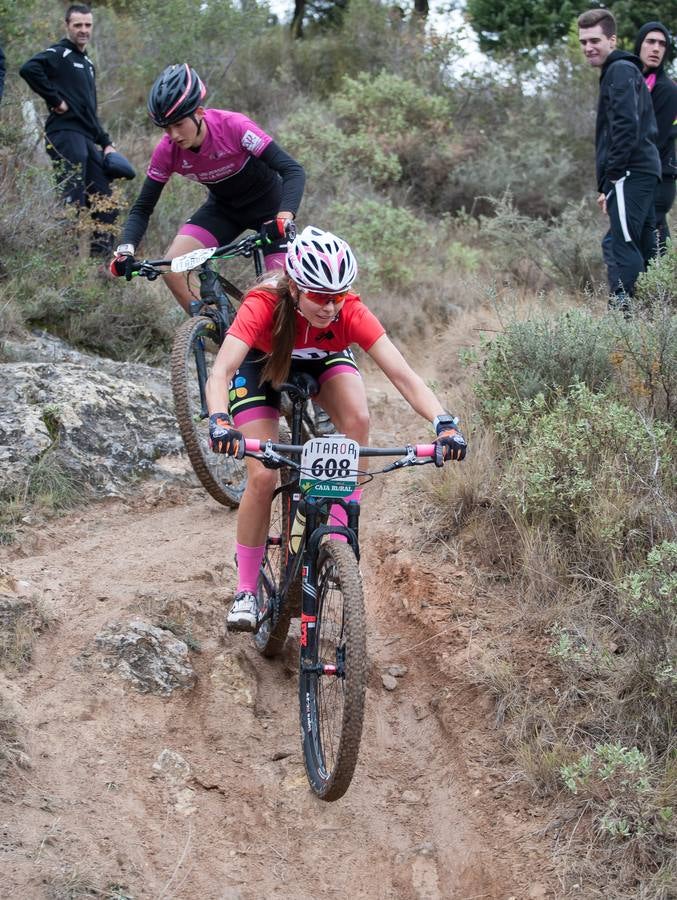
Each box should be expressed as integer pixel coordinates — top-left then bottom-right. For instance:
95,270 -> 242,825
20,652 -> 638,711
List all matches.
280,372 -> 320,402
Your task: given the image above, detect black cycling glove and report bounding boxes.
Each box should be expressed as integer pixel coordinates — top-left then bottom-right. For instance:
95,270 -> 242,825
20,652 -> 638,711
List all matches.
209,413 -> 245,458
434,414 -> 467,465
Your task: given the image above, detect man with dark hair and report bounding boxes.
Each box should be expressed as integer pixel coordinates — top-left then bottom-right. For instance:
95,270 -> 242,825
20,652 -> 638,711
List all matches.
634,21 -> 677,250
19,4 -> 127,257
578,8 -> 661,310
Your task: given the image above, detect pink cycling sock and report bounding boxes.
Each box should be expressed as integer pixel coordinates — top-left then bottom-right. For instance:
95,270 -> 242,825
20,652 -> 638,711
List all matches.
235,543 -> 266,593
328,488 -> 363,542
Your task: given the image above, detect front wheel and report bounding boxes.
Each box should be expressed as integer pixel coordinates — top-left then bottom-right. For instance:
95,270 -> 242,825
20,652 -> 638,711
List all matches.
299,541 -> 366,801
170,316 -> 247,508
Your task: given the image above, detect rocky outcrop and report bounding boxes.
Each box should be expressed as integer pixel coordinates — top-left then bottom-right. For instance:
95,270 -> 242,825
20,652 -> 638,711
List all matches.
95,619 -> 196,695
0,331 -> 183,496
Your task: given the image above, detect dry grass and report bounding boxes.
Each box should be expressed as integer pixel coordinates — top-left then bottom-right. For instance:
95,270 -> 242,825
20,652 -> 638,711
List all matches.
0,688 -> 30,780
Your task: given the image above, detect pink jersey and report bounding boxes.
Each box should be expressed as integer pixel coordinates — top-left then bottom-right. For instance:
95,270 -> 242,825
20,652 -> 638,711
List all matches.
147,108 -> 273,185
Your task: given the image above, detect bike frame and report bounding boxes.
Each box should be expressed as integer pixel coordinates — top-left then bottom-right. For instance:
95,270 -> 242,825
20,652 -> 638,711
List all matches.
248,384 -> 437,677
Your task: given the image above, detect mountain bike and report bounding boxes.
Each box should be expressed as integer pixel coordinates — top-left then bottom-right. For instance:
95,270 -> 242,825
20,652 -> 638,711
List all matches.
128,235 -> 330,507
240,373 -> 440,801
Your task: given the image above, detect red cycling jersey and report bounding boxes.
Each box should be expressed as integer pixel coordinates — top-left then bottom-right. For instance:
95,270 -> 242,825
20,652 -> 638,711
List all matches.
228,287 -> 386,359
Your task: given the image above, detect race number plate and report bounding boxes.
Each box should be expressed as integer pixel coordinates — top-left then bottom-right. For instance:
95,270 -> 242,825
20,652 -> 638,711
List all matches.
170,247 -> 217,272
300,436 -> 359,498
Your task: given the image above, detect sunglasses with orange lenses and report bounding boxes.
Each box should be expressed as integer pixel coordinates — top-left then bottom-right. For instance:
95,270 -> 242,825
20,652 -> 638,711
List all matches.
302,289 -> 349,305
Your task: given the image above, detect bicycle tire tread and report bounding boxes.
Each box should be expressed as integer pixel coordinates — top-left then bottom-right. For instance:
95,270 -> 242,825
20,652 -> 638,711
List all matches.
301,540 -> 366,801
170,317 -> 245,508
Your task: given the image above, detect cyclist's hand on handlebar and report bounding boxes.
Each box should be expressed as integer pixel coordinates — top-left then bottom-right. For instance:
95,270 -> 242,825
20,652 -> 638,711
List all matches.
259,216 -> 296,244
110,245 -> 136,281
209,413 -> 245,458
434,414 -> 467,465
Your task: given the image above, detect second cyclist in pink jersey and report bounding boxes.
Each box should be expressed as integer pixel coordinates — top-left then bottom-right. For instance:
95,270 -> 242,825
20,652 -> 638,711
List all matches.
110,64 -> 305,311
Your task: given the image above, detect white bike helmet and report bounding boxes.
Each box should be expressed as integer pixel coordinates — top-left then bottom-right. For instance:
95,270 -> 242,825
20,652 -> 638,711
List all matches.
286,226 -> 358,293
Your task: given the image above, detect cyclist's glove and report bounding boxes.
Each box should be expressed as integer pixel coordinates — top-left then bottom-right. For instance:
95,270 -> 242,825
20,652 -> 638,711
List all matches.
209,412 -> 245,458
433,413 -> 467,465
109,249 -> 136,281
259,217 -> 296,244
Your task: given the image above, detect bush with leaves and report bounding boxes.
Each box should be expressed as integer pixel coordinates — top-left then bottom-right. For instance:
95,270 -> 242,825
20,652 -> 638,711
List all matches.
328,196 -> 431,291
560,742 -> 674,868
478,193 -> 605,291
615,543 -> 677,753
501,382 -> 675,569
474,308 -> 616,429
279,105 -> 402,190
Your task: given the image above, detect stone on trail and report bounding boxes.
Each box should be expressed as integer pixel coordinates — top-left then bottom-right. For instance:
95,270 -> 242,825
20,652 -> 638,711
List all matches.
95,618 -> 196,695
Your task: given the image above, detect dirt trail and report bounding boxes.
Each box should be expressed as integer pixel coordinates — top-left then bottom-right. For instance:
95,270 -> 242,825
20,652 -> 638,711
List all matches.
0,375 -> 558,900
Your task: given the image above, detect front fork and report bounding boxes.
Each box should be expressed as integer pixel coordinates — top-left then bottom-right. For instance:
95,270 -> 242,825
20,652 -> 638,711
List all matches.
299,499 -> 360,677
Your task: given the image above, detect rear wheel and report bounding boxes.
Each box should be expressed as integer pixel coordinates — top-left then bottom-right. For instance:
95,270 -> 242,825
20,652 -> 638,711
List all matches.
254,470 -> 302,658
299,541 -> 366,801
171,316 -> 247,508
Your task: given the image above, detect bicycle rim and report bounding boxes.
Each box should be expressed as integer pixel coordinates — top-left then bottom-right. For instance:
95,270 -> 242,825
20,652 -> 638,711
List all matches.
170,316 -> 247,508
299,541 -> 366,801
254,469 -> 301,657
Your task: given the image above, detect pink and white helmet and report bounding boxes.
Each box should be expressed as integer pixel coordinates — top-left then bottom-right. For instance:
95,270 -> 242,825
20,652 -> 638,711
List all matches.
285,226 -> 358,293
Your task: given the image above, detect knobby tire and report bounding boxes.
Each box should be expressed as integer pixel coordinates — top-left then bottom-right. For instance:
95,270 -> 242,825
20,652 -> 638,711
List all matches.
300,541 -> 366,801
170,316 -> 247,508
254,469 -> 302,658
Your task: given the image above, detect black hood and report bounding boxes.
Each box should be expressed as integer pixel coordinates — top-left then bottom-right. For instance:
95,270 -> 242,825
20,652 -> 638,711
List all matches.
634,21 -> 672,72
601,49 -> 643,79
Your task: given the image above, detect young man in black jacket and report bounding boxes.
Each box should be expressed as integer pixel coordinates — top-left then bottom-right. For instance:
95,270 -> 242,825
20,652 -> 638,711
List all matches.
635,21 -> 677,251
19,4 -> 123,257
578,8 -> 661,310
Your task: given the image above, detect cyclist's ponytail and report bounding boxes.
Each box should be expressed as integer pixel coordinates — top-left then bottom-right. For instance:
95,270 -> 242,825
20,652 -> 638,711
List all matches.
260,276 -> 296,387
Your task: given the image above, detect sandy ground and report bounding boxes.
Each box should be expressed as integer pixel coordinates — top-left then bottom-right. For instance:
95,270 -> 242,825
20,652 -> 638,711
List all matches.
0,372 -> 560,900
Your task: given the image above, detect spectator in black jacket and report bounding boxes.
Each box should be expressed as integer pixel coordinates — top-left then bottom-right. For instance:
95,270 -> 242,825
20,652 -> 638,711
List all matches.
0,45 -> 5,103
635,21 -> 677,251
19,4 -> 124,257
578,8 -> 661,311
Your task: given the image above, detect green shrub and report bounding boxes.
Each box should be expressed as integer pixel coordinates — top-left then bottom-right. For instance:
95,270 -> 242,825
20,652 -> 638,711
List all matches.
502,382 -> 674,565
279,105 -> 402,190
635,246 -> 677,309
614,543 -> 677,753
328,196 -> 431,290
12,256 -> 177,363
560,743 -> 674,868
607,255 -> 677,423
475,308 -> 616,430
333,70 -> 450,136
478,193 -> 605,291
620,542 -> 677,619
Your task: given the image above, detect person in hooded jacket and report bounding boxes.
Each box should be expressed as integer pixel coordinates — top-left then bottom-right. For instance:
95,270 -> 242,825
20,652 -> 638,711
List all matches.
578,8 -> 661,311
634,21 -> 677,250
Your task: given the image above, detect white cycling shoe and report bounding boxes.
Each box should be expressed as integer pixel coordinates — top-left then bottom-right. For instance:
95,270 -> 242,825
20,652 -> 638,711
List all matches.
226,590 -> 258,632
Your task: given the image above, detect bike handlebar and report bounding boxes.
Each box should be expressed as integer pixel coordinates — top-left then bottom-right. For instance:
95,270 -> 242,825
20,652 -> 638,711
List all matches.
243,438 -> 437,458
127,232 -> 266,279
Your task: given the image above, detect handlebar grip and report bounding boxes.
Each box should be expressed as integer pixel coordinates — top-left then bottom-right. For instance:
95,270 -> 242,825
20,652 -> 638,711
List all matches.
243,438 -> 262,453
414,444 -> 436,457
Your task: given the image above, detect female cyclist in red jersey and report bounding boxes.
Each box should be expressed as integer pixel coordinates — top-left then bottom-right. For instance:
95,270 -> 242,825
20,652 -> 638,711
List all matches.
205,226 -> 467,632
110,64 -> 304,311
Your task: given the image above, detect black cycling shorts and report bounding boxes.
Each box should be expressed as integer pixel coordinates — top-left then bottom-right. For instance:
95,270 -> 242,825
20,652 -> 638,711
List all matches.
180,188 -> 286,255
229,349 -> 361,426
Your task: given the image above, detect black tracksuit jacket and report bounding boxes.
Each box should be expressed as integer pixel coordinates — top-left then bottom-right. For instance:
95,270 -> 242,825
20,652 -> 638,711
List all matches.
595,49 -> 661,194
19,38 -> 111,147
634,22 -> 677,180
